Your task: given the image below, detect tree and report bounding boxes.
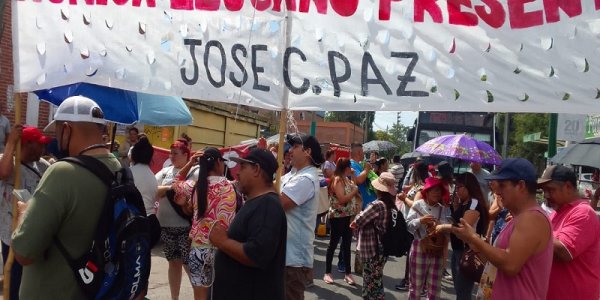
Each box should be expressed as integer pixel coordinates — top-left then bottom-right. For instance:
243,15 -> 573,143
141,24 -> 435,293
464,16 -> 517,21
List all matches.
325,111 -> 376,140
507,113 -> 549,168
374,130 -> 391,141
388,123 -> 412,154
372,123 -> 411,156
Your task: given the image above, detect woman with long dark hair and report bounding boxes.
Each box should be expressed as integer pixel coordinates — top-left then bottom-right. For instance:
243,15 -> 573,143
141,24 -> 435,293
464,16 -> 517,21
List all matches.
434,172 -> 489,300
172,147 -> 237,300
323,158 -> 359,285
130,135 -> 157,216
351,172 -> 397,300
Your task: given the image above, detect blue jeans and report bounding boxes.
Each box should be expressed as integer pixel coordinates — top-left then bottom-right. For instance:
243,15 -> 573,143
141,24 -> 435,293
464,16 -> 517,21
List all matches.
2,241 -> 22,300
451,249 -> 475,300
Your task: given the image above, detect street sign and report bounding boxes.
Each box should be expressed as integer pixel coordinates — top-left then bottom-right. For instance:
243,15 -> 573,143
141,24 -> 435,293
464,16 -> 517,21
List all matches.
557,114 -> 585,142
523,132 -> 542,143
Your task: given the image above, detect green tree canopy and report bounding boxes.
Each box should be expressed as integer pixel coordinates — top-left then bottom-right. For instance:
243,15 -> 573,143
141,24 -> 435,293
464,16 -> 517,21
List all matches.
507,113 -> 549,168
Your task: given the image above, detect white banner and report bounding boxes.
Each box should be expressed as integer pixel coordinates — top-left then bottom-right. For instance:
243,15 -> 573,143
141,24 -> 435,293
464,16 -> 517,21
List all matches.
12,0 -> 600,112
557,113 -> 586,142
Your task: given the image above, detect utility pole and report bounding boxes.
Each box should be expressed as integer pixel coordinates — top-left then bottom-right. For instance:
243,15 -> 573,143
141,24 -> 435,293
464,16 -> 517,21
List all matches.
548,113 -> 558,158
363,112 -> 369,143
396,112 -> 401,142
502,113 -> 510,157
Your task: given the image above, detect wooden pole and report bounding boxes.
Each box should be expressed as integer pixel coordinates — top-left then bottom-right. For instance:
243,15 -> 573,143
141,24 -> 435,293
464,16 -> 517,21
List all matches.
4,93 -> 22,299
275,11 -> 292,192
275,110 -> 287,192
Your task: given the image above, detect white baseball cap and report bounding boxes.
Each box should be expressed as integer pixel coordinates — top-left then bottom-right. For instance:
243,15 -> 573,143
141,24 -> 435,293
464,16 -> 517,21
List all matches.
44,96 -> 106,132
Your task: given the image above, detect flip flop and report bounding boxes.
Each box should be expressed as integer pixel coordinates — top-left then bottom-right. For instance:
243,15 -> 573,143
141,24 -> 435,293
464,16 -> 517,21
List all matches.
344,276 -> 356,286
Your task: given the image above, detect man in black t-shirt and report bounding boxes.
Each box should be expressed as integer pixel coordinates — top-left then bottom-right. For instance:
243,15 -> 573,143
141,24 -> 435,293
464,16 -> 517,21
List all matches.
210,149 -> 287,300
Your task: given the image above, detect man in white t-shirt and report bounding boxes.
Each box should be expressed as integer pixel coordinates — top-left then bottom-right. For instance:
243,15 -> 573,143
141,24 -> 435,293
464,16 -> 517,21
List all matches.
280,133 -> 325,300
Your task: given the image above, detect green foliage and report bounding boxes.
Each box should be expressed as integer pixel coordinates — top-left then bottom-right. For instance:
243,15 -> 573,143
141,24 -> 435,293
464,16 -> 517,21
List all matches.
508,113 -> 549,166
374,130 -> 391,141
372,123 -> 411,156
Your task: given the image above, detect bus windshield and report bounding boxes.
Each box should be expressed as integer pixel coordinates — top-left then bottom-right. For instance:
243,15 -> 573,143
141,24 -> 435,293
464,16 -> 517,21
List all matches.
411,112 -> 496,150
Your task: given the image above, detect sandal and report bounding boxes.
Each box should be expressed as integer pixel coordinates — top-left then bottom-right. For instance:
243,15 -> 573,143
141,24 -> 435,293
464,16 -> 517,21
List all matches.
323,273 -> 334,284
344,275 -> 356,286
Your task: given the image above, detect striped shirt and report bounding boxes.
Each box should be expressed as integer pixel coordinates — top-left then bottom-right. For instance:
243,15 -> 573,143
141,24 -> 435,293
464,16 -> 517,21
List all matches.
389,163 -> 405,187
355,200 -> 388,259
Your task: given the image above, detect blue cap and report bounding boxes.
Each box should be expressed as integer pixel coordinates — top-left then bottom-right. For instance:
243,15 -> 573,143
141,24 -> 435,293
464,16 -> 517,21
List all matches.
486,158 -> 537,182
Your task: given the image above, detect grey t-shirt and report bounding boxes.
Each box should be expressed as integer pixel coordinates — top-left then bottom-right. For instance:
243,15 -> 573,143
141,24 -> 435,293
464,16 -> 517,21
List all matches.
0,116 -> 10,153
155,165 -> 199,228
0,156 -> 50,244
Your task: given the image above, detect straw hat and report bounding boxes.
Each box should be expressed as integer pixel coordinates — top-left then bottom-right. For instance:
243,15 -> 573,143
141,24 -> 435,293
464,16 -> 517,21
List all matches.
371,172 -> 397,195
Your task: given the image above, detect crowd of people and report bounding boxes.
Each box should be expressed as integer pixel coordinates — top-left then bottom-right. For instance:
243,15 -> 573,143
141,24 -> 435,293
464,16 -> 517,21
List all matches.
0,96 -> 598,300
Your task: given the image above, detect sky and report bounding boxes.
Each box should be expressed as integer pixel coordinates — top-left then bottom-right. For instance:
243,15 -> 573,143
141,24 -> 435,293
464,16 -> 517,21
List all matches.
372,111 -> 418,131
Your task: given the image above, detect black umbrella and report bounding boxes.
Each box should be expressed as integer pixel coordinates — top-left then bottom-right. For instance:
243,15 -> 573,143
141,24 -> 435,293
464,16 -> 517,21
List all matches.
550,137 -> 600,168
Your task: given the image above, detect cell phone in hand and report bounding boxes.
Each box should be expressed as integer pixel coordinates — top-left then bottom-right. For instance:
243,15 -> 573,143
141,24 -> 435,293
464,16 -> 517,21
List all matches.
12,189 -> 32,202
447,216 -> 460,227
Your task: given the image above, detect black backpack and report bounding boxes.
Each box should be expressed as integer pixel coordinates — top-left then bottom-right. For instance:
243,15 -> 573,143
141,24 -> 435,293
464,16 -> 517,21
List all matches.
381,207 -> 413,257
55,156 -> 153,300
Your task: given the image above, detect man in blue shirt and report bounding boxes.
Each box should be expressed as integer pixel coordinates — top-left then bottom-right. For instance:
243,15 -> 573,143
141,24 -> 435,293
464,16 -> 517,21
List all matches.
350,143 -> 377,209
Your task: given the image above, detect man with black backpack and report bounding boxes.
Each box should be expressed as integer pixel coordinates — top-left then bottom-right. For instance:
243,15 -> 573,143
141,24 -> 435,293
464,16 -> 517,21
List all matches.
12,96 -> 151,300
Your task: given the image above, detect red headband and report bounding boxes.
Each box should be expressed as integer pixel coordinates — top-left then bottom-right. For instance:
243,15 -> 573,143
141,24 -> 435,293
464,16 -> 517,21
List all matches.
170,141 -> 191,157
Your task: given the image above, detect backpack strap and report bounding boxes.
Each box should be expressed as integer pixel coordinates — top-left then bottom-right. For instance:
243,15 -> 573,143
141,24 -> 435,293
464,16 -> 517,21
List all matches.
54,156 -> 116,266
61,156 -> 116,188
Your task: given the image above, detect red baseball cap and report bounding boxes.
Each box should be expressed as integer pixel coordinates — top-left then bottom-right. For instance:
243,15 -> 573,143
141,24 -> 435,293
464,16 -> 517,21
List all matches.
22,126 -> 52,145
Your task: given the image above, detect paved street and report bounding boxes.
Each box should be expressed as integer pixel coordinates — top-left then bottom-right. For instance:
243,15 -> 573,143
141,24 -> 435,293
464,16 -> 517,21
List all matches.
147,236 -> 458,299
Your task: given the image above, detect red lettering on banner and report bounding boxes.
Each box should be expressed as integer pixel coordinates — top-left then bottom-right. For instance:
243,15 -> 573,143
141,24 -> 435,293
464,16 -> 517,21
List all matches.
113,0 -> 128,5
171,0 -> 193,9
596,0 -> 600,10
224,0 -> 243,10
195,0 -> 220,10
475,0 -> 506,28
299,0 -> 327,14
508,0 -> 543,28
272,0 -> 296,11
448,0 -> 478,25
543,0 -> 582,22
330,0 -> 358,16
74,0 -> 107,4
251,0 -> 271,10
379,0 -> 401,20
132,0 -> 155,6
414,0 -> 443,22
49,0 -> 62,3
